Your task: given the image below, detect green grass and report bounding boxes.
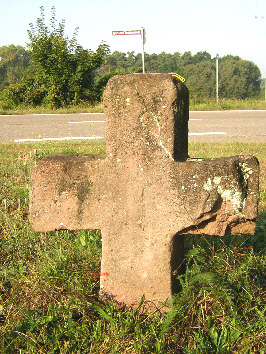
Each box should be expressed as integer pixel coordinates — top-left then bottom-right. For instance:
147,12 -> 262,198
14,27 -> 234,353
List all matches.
0,99 -> 266,115
0,103 -> 105,115
190,98 -> 266,111
0,142 -> 265,352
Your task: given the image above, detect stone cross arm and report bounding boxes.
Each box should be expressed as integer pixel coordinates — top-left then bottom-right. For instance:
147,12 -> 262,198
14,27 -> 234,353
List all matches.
30,153 -> 258,236
29,74 -> 259,309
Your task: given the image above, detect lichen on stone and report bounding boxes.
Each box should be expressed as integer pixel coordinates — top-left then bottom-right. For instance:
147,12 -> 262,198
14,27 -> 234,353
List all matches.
239,162 -> 253,183
203,176 -> 244,213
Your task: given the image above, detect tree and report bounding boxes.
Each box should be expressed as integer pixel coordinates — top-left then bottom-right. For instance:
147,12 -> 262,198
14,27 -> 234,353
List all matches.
184,61 -> 216,99
145,53 -> 158,72
180,51 -> 194,66
155,52 -> 178,73
104,50 -> 127,73
0,45 -> 29,90
192,51 -> 212,64
97,50 -> 262,101
103,51 -> 143,74
4,7 -> 109,107
219,56 -> 261,99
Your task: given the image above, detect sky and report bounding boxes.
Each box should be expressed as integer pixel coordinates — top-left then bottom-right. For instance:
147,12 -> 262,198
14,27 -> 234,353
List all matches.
1,0 -> 265,77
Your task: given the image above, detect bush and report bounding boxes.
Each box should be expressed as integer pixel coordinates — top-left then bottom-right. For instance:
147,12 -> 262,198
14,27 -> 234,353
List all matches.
3,7 -> 110,108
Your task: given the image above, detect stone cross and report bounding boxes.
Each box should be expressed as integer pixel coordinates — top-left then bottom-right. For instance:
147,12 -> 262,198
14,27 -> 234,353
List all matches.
29,74 -> 259,310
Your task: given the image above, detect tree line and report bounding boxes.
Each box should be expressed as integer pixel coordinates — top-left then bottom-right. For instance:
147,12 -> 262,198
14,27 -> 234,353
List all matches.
0,7 -> 262,109
100,51 -> 262,100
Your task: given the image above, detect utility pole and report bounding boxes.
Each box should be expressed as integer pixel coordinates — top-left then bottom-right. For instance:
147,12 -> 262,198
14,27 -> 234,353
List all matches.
254,15 -> 265,101
216,54 -> 219,104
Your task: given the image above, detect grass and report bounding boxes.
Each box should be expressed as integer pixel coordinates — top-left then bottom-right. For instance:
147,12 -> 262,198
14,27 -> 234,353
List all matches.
0,99 -> 266,115
190,98 -> 266,111
0,141 -> 265,352
0,103 -> 105,116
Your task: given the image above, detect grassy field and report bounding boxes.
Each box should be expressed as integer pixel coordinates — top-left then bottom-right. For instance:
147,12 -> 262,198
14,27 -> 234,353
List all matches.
0,141 -> 265,352
0,98 -> 266,115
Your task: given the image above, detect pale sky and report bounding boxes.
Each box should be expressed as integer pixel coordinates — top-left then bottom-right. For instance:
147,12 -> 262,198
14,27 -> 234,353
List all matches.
1,0 -> 265,77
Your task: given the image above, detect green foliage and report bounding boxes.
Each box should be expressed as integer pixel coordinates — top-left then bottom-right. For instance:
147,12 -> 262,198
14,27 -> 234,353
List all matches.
0,45 -> 29,90
103,50 -> 262,100
95,71 -> 123,100
0,16 -> 262,109
98,50 -> 142,74
2,77 -> 47,107
219,55 -> 261,99
0,141 -> 265,352
3,7 -> 109,108
184,61 -> 216,99
167,234 -> 265,351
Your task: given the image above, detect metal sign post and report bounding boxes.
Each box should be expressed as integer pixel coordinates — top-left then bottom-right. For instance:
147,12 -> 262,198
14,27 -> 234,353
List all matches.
216,54 -> 219,104
141,27 -> 145,73
112,28 -> 146,73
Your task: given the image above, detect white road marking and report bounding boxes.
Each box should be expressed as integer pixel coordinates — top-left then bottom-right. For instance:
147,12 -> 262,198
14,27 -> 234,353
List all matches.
68,121 -> 105,123
70,119 -> 201,123
29,113 -> 105,116
189,132 -> 226,136
14,136 -> 104,142
14,133 -> 226,142
70,119 -> 199,123
190,110 -> 266,112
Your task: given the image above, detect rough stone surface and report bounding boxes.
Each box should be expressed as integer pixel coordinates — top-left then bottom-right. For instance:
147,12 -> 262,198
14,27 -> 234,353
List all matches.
29,74 -> 259,309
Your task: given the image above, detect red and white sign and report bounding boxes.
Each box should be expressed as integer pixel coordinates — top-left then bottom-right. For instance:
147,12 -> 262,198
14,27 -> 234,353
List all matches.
112,30 -> 142,36
112,27 -> 146,73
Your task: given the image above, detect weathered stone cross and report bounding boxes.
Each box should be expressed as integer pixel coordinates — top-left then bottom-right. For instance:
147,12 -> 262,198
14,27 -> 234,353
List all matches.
29,74 -> 259,309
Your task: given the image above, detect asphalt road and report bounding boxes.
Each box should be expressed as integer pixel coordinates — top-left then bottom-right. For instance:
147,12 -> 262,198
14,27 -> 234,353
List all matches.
0,110 -> 265,143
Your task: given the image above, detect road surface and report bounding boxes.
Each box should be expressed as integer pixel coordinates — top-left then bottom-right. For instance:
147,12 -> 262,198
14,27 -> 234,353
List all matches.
0,110 -> 265,143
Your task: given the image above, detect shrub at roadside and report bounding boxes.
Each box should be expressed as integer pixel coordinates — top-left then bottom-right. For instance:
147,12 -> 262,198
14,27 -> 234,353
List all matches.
2,7 -> 109,109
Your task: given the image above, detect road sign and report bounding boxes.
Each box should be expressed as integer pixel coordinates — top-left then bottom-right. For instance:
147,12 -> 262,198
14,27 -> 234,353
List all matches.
112,30 -> 142,36
112,28 -> 146,73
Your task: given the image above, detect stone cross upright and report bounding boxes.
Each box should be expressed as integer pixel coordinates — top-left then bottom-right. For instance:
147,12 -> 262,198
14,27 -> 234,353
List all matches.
29,74 -> 259,309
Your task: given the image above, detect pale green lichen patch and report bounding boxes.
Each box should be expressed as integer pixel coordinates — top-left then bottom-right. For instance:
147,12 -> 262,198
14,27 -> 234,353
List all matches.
239,162 -> 253,182
218,188 -> 243,211
203,178 -> 213,192
213,176 -> 222,185
203,176 -> 244,213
